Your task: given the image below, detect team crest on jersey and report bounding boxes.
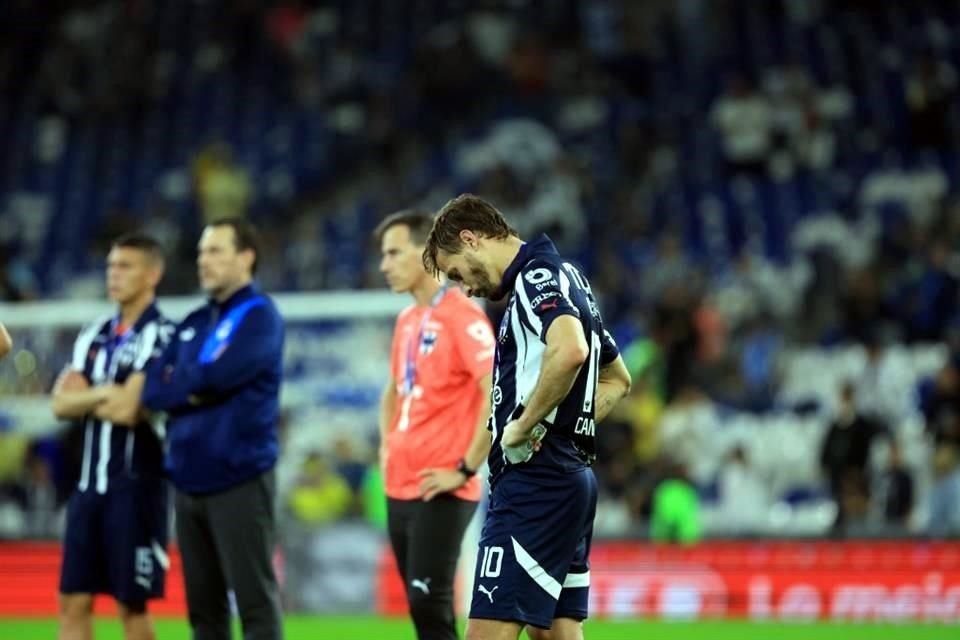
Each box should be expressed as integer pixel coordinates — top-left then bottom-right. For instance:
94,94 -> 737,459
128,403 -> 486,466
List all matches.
419,331 -> 438,355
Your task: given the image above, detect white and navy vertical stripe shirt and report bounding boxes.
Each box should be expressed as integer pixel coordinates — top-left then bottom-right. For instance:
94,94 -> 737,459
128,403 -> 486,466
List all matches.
488,234 -> 620,485
70,303 -> 175,494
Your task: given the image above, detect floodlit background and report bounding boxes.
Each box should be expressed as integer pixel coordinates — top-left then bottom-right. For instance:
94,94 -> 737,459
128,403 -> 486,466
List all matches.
0,0 -> 959,637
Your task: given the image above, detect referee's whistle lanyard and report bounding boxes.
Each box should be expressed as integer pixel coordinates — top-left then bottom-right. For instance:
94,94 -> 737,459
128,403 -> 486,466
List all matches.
402,283 -> 450,396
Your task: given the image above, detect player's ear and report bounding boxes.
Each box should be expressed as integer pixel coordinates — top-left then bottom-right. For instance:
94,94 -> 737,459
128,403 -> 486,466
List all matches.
459,230 -> 479,250
240,248 -> 256,273
149,264 -> 164,288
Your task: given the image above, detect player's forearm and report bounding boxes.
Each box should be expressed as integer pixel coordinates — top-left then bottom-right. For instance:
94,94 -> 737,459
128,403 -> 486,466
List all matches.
142,367 -> 196,413
595,380 -> 629,423
463,375 -> 493,470
0,322 -> 11,359
53,388 -> 107,420
515,348 -> 583,434
594,357 -> 632,423
464,425 -> 492,472
100,375 -> 147,426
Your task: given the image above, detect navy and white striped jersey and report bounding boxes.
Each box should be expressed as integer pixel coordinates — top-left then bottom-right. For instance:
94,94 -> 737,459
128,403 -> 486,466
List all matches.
488,234 -> 619,485
70,303 -> 174,494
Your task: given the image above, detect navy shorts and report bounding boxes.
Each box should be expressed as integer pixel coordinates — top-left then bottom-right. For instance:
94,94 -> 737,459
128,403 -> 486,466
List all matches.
60,477 -> 169,605
469,465 -> 598,629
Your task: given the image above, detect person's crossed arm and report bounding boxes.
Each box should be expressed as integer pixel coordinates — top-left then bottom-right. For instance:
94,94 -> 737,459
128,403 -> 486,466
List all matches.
142,304 -> 282,413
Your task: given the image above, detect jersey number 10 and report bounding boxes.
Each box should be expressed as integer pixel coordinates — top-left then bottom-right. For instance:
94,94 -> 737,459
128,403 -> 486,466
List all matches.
479,545 -> 504,578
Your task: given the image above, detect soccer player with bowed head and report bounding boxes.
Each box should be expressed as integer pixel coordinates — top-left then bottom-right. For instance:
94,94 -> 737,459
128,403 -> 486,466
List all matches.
377,209 -> 496,640
423,194 -> 632,640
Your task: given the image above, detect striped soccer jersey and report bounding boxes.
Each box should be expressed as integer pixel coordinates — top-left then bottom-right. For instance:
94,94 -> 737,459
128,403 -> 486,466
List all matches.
70,303 -> 174,494
487,235 -> 619,485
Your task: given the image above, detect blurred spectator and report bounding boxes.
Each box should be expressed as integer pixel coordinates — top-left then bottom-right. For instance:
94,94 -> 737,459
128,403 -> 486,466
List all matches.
840,267 -> 890,344
650,461 -> 701,544
927,445 -> 960,537
0,432 -> 30,495
512,155 -> 588,254
615,337 -> 666,463
920,354 -> 960,447
711,75 -> 773,176
820,382 -> 887,533
854,338 -> 916,429
19,450 -> 58,538
737,315 -> 782,410
641,234 -> 697,303
873,441 -> 914,529
715,445 -> 770,534
360,462 -> 386,531
900,240 -> 959,343
658,385 -> 714,484
860,152 -> 948,223
765,64 -> 844,175
905,55 -> 957,151
0,437 -> 58,539
332,437 -> 368,494
0,244 -> 40,301
287,452 -> 355,527
192,143 -> 253,222
651,287 -> 700,401
35,1 -> 158,120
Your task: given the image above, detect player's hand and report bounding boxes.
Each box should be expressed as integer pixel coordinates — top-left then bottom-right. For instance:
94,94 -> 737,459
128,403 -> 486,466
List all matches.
502,421 -> 546,465
53,366 -> 90,394
417,468 -> 467,501
94,385 -> 137,426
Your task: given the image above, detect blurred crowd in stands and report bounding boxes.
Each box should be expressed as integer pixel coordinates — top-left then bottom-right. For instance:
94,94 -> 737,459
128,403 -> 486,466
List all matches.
2,0 -> 960,540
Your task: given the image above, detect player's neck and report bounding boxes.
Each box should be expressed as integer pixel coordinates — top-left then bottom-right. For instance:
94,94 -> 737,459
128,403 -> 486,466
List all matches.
410,276 -> 442,307
492,236 -> 526,282
118,293 -> 154,327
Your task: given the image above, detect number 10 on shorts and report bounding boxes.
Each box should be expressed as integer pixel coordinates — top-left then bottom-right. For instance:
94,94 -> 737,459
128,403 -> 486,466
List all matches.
480,545 -> 503,578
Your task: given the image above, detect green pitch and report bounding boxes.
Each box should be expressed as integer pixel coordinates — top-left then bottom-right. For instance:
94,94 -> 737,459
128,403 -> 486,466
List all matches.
0,615 -> 956,639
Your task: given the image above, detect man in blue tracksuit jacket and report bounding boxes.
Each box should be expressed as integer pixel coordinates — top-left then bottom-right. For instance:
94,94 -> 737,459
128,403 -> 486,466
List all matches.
142,218 -> 284,640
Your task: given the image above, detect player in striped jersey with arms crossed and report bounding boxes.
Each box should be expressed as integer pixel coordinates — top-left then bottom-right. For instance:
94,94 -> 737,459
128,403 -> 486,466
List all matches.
424,195 -> 632,640
52,234 -> 175,640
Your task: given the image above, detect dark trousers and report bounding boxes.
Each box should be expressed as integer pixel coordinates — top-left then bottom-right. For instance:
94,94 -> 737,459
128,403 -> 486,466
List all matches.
387,495 -> 477,640
175,470 -> 282,640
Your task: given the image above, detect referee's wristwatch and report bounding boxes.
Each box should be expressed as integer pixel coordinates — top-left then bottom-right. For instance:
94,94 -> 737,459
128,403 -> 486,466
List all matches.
456,458 -> 476,479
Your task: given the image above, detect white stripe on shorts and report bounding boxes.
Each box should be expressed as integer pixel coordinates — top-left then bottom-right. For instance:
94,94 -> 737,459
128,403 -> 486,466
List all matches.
563,571 -> 591,589
511,536 -> 561,600
152,540 -> 170,570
